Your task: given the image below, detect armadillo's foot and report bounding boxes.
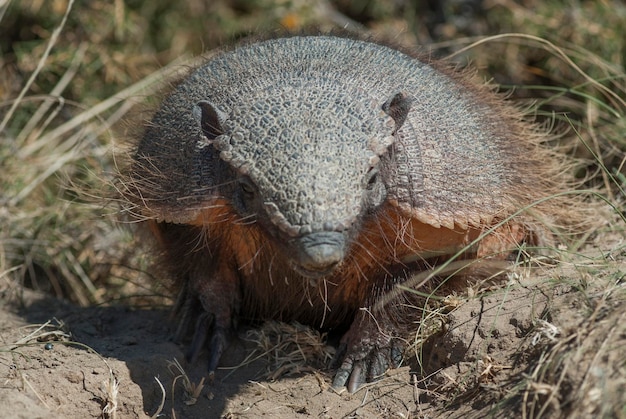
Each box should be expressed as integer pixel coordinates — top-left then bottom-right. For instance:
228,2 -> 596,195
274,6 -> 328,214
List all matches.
185,311 -> 229,382
173,279 -> 235,382
331,313 -> 404,393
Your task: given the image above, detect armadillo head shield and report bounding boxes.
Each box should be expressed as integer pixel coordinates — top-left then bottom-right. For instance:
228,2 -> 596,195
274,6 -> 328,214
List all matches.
195,84 -> 408,277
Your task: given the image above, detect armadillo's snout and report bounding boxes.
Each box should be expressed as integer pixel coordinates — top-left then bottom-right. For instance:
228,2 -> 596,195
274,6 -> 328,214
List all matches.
292,232 -> 346,278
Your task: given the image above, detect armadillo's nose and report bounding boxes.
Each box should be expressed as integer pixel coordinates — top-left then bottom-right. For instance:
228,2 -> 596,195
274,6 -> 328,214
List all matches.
294,232 -> 346,277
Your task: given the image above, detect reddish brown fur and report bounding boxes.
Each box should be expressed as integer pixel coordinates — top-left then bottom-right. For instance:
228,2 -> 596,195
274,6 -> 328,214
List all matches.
150,198 -> 533,336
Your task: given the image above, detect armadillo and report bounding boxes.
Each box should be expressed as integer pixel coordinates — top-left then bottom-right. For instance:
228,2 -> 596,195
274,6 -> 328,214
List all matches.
123,35 -> 569,392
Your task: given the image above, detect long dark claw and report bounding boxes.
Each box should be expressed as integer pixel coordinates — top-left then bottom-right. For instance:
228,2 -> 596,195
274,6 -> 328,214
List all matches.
186,312 -> 212,364
347,361 -> 365,393
206,326 -> 227,380
183,312 -> 230,380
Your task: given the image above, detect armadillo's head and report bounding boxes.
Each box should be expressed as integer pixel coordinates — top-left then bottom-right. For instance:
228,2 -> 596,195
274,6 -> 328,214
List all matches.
194,83 -> 410,278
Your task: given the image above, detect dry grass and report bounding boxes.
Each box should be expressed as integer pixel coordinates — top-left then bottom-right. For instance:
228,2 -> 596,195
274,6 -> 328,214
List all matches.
235,321 -> 335,381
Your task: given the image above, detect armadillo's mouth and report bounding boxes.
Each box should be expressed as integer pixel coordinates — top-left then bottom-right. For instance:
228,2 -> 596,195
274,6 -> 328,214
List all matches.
290,231 -> 346,279
292,261 -> 341,279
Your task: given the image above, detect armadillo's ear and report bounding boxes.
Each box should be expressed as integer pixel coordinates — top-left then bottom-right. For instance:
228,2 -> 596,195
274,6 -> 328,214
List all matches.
194,100 -> 229,141
382,92 -> 412,134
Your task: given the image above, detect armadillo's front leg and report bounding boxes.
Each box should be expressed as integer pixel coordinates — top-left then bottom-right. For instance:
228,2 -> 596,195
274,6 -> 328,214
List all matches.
332,309 -> 404,393
175,263 -> 240,381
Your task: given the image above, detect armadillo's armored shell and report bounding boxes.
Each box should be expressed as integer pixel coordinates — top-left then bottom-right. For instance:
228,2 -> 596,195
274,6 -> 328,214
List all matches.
131,36 -> 543,229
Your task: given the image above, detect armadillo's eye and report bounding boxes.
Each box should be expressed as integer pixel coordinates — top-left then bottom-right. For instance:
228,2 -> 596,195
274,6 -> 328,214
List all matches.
365,168 -> 379,190
239,178 -> 256,196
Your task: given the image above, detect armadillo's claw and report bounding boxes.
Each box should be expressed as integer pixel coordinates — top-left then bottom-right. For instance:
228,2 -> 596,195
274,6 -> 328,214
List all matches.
331,315 -> 404,393
206,326 -> 227,379
184,312 -> 229,382
185,311 -> 212,364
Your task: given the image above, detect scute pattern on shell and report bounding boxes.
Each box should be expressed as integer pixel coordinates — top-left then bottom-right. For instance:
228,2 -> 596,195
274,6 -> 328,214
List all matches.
213,78 -> 395,231
132,36 -> 538,230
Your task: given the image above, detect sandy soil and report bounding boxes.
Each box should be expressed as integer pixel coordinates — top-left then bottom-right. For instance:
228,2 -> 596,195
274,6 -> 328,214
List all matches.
1,230 -> 625,419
